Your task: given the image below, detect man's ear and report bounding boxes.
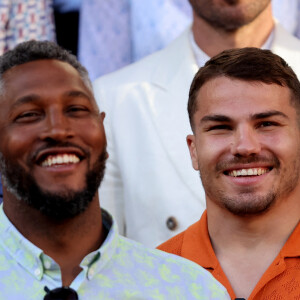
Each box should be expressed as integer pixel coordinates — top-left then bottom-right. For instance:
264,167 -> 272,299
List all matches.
186,134 -> 199,171
100,111 -> 106,121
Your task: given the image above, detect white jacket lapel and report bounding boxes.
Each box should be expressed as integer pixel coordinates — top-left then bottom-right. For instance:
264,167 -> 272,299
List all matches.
145,29 -> 205,199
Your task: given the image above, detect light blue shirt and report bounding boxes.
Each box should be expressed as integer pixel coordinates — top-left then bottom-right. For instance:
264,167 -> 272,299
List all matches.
0,206 -> 229,299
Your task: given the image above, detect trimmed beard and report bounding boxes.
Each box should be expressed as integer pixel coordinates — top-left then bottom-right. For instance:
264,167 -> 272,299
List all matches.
189,0 -> 271,32
0,149 -> 107,221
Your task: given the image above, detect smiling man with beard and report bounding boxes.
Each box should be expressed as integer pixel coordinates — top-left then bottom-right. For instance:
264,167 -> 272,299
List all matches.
0,145 -> 107,220
0,41 -> 230,299
158,48 -> 300,299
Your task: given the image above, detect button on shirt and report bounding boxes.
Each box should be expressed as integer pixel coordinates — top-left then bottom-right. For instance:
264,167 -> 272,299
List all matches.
0,205 -> 229,299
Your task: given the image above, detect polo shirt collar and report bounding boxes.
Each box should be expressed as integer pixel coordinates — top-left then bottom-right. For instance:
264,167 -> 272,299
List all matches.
181,210 -> 218,270
181,210 -> 300,269
280,220 -> 300,258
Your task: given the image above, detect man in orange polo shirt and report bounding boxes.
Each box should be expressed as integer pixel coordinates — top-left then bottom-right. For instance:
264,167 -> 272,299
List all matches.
158,48 -> 300,300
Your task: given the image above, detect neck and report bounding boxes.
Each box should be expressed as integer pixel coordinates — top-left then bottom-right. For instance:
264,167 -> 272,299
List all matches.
192,4 -> 274,58
207,193 -> 300,298
3,193 -> 105,286
208,200 -> 300,251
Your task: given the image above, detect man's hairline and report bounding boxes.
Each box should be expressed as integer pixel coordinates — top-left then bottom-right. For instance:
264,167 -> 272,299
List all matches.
0,58 -> 94,100
189,76 -> 300,132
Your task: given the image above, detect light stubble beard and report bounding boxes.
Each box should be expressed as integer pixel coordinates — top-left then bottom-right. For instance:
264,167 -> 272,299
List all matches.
199,153 -> 300,216
189,0 -> 271,31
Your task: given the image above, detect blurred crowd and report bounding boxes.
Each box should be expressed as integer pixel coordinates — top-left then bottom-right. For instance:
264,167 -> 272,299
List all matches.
0,1 -> 299,79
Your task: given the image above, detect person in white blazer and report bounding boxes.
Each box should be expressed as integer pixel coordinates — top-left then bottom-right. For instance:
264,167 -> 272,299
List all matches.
93,0 -> 300,248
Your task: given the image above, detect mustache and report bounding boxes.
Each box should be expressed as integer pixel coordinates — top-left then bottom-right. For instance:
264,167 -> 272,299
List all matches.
29,141 -> 90,162
215,155 -> 280,172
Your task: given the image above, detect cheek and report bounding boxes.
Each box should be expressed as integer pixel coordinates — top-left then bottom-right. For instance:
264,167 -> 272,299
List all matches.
0,128 -> 35,162
260,131 -> 299,160
197,135 -> 230,164
79,123 -> 106,152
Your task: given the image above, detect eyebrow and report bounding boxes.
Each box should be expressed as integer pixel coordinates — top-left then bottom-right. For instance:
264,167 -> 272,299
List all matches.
11,94 -> 40,109
63,90 -> 91,100
11,90 -> 92,109
251,110 -> 288,120
200,110 -> 288,124
200,115 -> 231,123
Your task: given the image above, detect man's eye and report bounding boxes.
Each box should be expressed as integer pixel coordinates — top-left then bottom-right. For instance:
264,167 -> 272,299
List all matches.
15,112 -> 41,122
67,106 -> 90,114
257,121 -> 278,128
207,124 -> 231,131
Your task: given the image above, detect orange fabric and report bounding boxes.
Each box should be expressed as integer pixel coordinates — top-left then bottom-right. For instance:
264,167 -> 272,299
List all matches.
158,211 -> 300,300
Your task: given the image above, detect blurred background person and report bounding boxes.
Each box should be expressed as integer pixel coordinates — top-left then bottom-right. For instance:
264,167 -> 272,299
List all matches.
79,0 -> 300,80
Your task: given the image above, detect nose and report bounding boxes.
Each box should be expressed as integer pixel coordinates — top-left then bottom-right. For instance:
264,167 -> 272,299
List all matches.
39,109 -> 74,141
231,125 -> 261,157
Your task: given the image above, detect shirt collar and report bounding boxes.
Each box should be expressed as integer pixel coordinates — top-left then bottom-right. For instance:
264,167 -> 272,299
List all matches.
0,205 -> 119,282
81,209 -> 119,280
181,210 -> 300,268
0,205 -> 44,280
189,27 -> 275,67
280,220 -> 300,258
180,210 -> 218,270
189,30 -> 210,68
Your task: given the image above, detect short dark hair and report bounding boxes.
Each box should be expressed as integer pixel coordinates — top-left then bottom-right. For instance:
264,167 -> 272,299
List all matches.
0,40 -> 92,94
188,47 -> 300,130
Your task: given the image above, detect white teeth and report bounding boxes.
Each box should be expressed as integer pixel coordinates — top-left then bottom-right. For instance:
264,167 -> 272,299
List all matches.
228,168 -> 268,177
248,169 -> 254,176
41,154 -> 80,167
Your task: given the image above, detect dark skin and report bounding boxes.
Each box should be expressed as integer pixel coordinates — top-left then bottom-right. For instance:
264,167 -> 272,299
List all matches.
0,59 -> 107,286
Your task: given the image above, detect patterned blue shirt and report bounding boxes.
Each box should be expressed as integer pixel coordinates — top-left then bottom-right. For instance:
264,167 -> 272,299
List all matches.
0,206 -> 229,299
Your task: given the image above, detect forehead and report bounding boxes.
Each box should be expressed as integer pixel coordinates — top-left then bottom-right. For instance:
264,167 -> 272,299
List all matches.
1,59 -> 92,103
195,76 -> 294,119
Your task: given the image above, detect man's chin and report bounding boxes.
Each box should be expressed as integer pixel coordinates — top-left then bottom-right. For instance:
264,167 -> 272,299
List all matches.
31,187 -> 96,220
221,192 -> 276,216
37,185 -> 86,198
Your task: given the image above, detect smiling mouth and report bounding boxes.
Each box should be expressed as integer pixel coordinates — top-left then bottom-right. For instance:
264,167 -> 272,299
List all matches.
40,154 -> 81,167
225,167 -> 272,177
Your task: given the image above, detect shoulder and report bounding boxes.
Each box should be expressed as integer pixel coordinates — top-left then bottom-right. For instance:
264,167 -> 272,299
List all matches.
272,21 -> 300,77
113,235 -> 229,299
